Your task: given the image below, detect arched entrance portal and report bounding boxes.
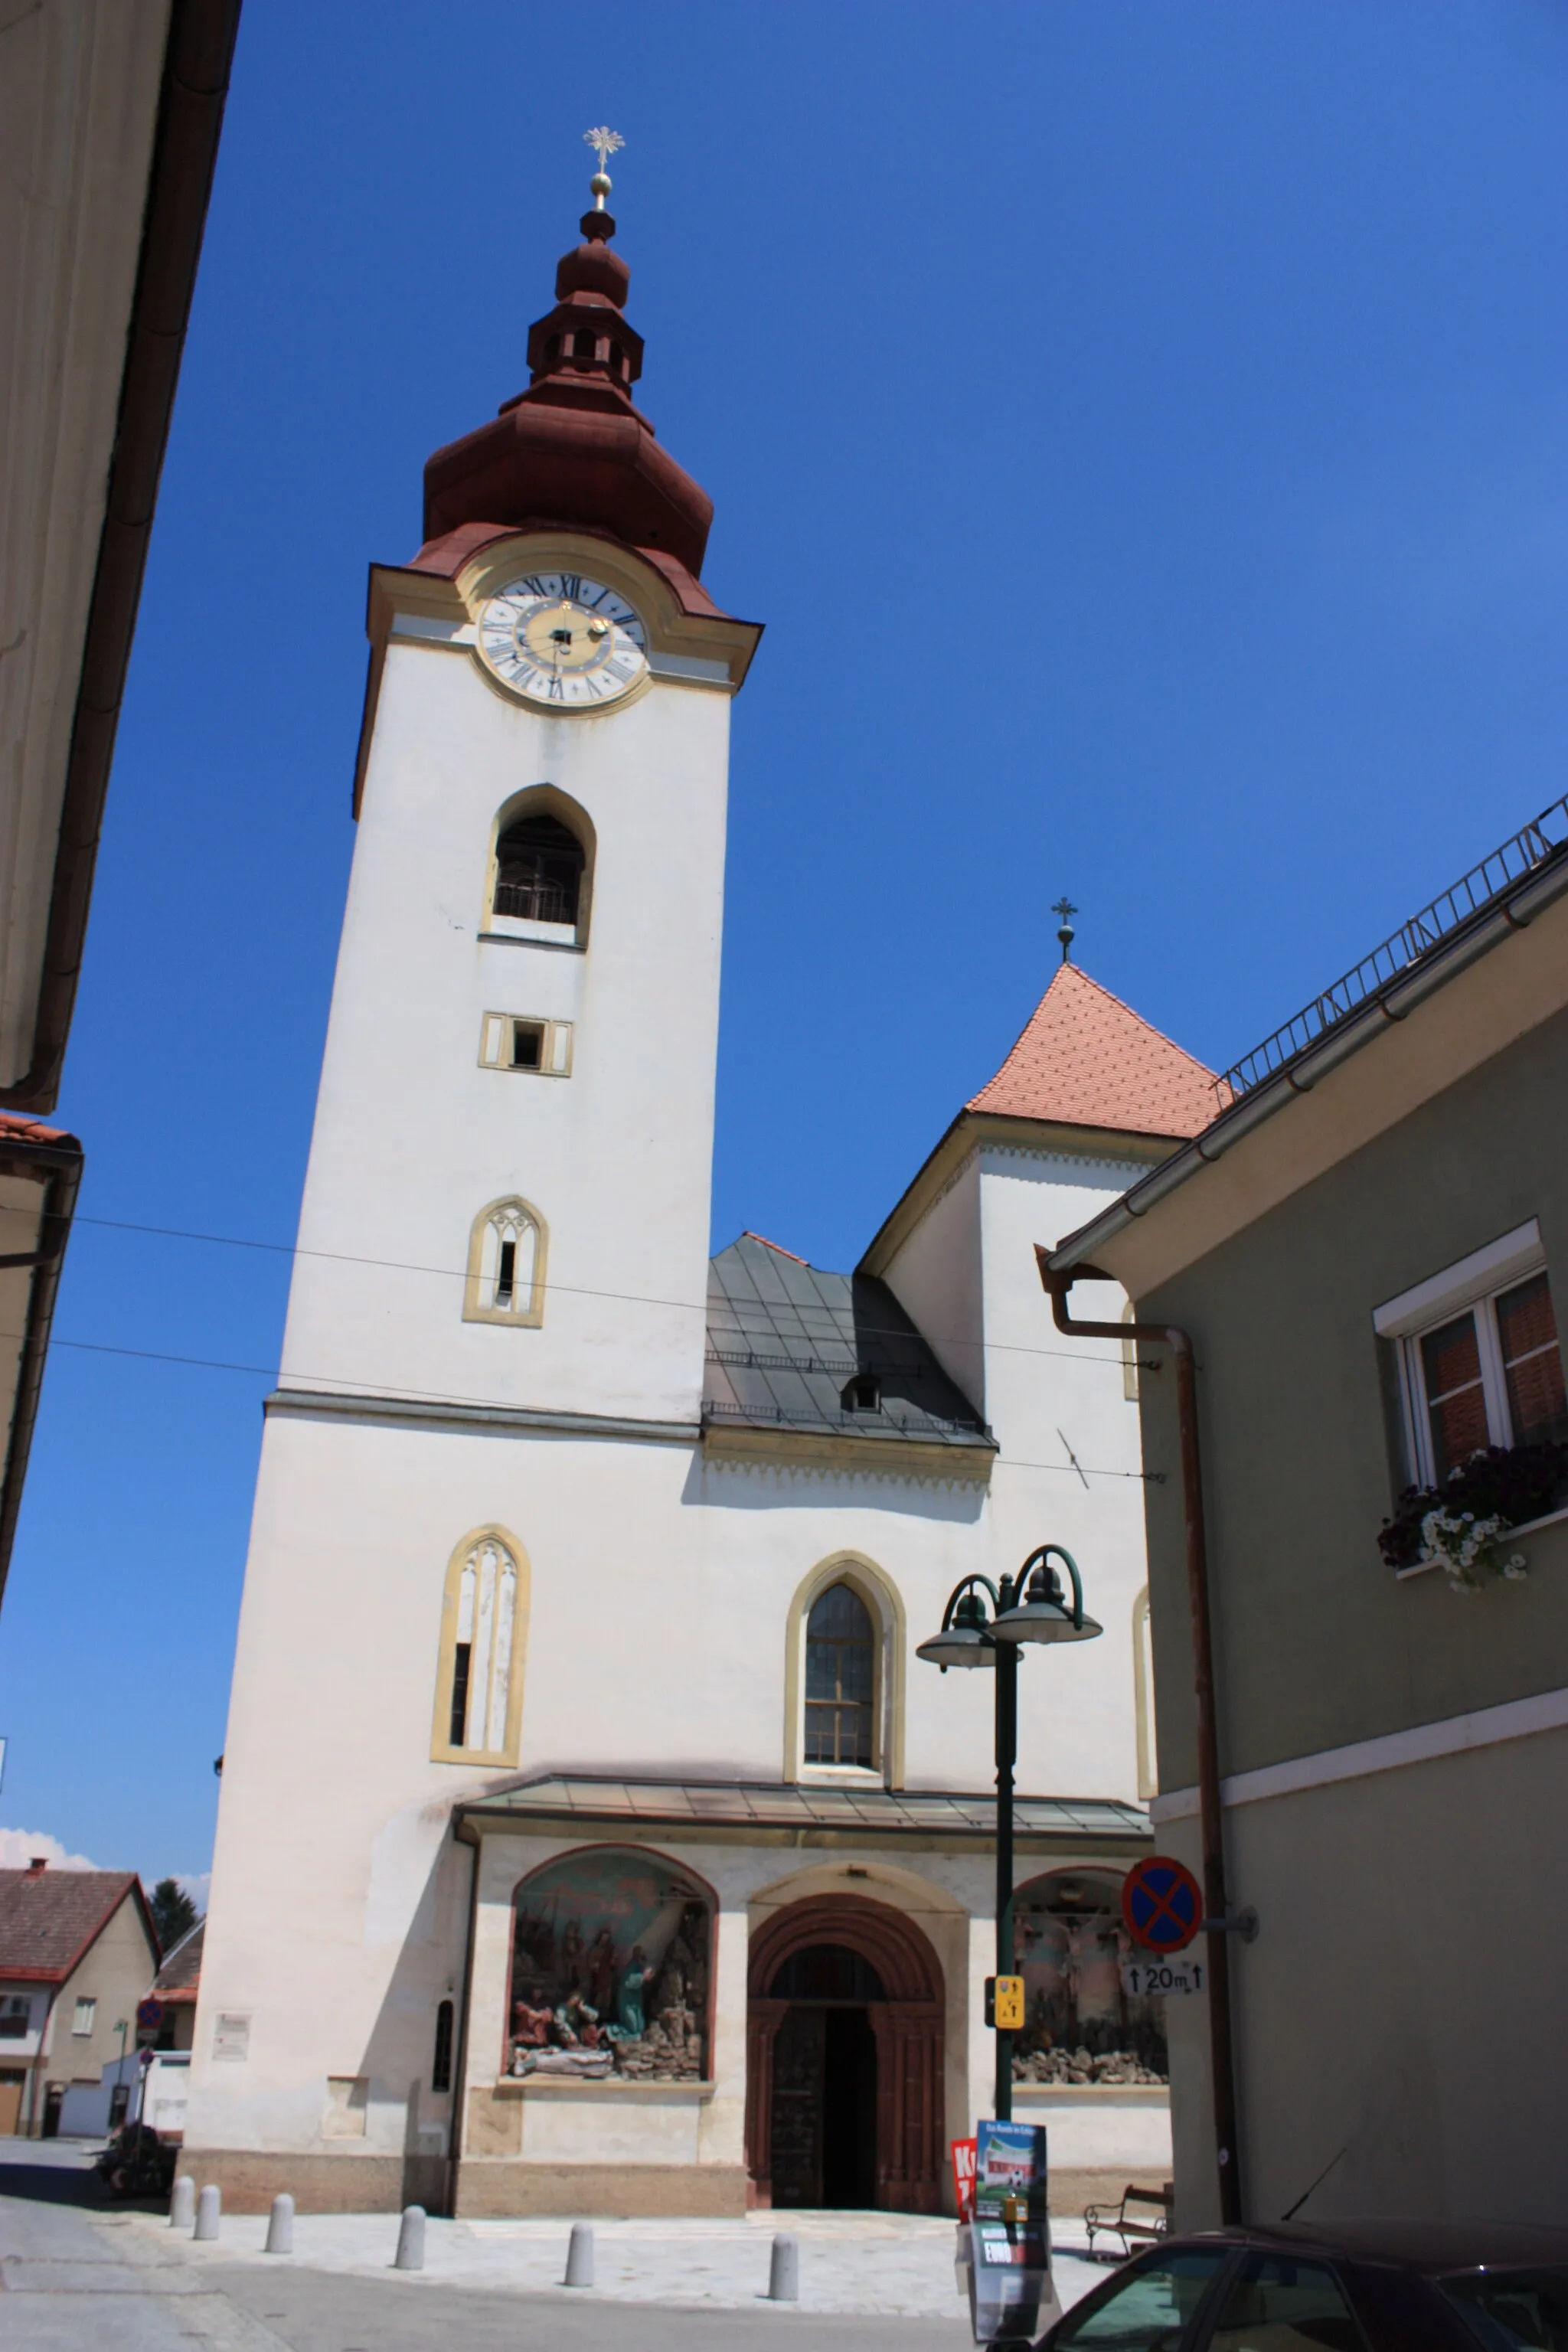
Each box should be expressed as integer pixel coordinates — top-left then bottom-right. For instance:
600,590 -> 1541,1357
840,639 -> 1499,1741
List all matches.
746,1894 -> 944,2213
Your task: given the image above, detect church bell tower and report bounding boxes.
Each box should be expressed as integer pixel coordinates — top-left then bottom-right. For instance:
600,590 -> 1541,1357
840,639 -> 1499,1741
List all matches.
186,146 -> 761,2194
280,142 -> 762,1427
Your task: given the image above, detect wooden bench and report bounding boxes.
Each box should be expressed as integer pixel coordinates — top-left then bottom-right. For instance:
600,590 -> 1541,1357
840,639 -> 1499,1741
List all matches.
1083,2182 -> 1173,2259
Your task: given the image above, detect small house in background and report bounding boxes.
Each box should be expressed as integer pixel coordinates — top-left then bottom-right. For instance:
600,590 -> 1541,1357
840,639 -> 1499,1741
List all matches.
0,1860 -> 158,2135
150,1919 -> 203,2050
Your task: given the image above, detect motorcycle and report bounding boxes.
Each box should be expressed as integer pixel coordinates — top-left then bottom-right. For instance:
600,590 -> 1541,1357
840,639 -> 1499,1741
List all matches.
94,2121 -> 177,2200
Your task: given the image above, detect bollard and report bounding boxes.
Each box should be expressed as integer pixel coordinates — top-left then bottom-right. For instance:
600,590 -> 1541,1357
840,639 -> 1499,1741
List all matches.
394,2204 -> 426,2272
768,2231 -> 800,2303
264,2194 -> 294,2255
168,2175 -> 195,2230
564,2220 -> 594,2288
193,2184 -> 220,2242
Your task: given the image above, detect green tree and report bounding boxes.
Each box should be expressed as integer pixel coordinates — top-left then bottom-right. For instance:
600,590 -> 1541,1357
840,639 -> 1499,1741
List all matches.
149,1877 -> 198,1953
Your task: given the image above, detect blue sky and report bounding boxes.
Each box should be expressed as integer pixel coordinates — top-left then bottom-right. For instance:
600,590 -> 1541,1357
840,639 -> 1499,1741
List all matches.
2,0 -> 1564,1886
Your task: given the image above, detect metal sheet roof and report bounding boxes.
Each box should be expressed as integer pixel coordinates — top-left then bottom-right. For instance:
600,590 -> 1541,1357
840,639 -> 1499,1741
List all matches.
704,1234 -> 992,1452
459,1774 -> 1151,1844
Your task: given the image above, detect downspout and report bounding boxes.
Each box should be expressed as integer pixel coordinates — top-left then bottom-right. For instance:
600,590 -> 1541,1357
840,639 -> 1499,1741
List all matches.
1034,1249 -> 1243,2226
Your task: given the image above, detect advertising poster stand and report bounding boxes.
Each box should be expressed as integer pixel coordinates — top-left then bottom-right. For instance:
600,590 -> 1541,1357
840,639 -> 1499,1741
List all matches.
957,2119 -> 1058,2344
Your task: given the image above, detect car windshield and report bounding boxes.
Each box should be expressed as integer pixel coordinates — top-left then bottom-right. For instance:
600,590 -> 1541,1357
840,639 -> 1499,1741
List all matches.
1439,2269 -> 1568,2351
1051,2247 -> 1230,2347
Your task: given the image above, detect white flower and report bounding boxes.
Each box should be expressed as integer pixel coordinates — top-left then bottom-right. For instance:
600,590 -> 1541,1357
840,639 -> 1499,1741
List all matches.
1419,1508 -> 1528,1592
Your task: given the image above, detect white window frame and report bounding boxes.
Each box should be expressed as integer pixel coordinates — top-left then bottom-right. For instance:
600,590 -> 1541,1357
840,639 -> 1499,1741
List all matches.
478,1011 -> 573,1077
1374,1220 -> 1558,1487
71,1998 -> 95,2037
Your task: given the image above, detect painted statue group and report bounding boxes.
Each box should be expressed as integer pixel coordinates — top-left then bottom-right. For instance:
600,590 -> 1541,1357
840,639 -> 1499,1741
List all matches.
509,1900 -> 709,2081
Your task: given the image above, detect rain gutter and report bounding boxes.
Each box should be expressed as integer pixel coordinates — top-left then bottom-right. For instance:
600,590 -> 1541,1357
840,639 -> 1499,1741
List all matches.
1044,843 -> 1568,1279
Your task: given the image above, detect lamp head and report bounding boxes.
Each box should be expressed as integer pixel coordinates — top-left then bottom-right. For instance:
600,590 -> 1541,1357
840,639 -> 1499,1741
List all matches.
992,1546 -> 1102,1646
916,1585 -> 997,1671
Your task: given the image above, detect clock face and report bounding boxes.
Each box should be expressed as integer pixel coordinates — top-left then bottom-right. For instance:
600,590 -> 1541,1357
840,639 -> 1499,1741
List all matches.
476,572 -> 648,709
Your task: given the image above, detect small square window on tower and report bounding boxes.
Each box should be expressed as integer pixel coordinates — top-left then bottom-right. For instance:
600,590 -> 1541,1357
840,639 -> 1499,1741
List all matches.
479,1013 -> 573,1077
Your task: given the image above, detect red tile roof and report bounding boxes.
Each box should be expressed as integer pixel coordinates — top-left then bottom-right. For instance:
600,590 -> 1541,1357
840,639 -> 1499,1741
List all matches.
0,1868 -> 148,1982
152,1918 -> 203,1999
968,963 -> 1223,1140
0,1112 -> 80,1151
739,1230 -> 808,1265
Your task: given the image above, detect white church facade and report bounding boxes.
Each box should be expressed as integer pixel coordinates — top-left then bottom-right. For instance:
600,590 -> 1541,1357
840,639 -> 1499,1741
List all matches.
186,165 -> 1220,2218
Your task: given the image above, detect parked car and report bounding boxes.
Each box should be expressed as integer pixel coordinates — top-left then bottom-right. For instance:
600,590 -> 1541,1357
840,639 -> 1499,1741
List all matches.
1038,2219 -> 1568,2350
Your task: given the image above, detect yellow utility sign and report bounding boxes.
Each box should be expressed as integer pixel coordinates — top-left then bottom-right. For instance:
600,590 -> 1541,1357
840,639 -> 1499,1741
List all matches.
985,1975 -> 1026,2031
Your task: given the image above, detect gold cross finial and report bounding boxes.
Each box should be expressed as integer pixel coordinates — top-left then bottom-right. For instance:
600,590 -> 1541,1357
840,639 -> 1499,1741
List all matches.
1053,897 -> 1078,963
583,126 -> 624,210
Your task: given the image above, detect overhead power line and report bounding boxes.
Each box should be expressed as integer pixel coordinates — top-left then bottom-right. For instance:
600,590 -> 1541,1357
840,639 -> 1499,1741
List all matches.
70,1213 -> 1133,1373
22,1331 -> 1161,1484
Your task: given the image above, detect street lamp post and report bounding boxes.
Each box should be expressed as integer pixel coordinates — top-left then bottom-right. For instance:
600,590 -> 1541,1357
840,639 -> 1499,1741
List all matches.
916,1547 -> 1102,2123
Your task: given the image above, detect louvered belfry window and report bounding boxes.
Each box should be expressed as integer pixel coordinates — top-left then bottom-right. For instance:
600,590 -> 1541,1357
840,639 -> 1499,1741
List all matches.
492,813 -> 584,926
804,1583 -> 874,1767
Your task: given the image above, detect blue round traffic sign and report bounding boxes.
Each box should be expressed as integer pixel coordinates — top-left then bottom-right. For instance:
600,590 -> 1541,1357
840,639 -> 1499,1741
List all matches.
1122,1857 -> 1203,1954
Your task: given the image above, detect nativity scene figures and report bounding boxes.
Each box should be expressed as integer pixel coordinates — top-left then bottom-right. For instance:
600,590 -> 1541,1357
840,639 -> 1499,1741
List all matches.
508,1851 -> 711,2082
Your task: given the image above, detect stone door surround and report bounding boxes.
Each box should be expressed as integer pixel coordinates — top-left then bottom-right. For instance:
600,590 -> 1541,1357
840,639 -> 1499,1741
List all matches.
745,1893 -> 944,2213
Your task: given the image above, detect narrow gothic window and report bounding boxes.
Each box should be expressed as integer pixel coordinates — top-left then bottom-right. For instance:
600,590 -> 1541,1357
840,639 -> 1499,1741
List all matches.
448,1642 -> 472,1745
492,812 -> 585,926
432,2000 -> 454,2094
446,1535 -> 518,1754
804,1583 -> 875,1768
463,1198 -> 546,1327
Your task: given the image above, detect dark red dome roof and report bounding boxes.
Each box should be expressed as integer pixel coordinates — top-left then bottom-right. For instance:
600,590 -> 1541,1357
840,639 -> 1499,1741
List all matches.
422,207 -> 713,577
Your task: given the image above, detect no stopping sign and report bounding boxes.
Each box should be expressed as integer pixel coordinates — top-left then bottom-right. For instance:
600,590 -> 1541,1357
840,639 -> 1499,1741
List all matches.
1121,1855 -> 1204,1953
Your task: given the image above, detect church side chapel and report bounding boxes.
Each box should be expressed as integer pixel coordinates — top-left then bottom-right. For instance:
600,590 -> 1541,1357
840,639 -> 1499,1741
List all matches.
186,135 -> 1220,2220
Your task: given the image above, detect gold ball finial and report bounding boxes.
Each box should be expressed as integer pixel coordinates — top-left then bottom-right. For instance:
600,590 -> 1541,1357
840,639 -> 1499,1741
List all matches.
583,126 -> 624,212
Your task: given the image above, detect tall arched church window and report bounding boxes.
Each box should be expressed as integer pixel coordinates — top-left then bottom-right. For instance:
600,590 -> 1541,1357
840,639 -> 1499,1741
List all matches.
493,812 -> 585,926
463,1197 -> 547,1327
784,1556 -> 906,1786
804,1583 -> 874,1768
431,1527 -> 528,1766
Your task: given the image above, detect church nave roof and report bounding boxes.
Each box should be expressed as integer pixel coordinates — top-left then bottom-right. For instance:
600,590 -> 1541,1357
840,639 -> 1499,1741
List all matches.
704,1233 -> 991,1456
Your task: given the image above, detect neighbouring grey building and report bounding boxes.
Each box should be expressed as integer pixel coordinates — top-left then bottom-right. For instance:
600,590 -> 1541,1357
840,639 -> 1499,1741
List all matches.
1044,798 -> 1568,2230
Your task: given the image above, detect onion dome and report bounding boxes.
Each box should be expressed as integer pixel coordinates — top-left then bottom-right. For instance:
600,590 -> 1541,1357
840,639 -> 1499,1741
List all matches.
422,165 -> 714,576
